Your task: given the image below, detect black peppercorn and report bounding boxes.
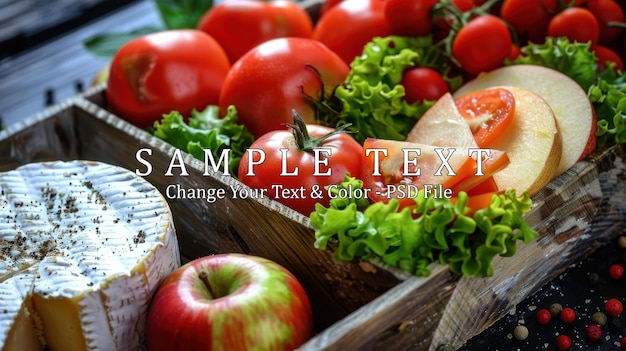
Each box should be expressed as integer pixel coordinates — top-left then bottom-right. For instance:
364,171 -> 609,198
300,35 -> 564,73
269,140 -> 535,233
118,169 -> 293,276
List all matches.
587,272 -> 600,287
608,316 -> 622,332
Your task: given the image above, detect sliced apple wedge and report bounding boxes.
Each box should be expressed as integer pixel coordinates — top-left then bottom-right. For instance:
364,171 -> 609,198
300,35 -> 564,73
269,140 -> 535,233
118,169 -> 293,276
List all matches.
484,86 -> 562,196
454,64 -> 596,175
406,93 -> 477,149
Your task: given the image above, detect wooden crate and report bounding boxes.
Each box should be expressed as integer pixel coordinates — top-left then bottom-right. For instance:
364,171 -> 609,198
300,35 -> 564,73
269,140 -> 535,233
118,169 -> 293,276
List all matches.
1,80 -> 624,350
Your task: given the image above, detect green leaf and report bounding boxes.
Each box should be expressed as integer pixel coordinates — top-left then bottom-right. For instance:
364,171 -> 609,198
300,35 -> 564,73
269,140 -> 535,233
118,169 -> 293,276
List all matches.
83,27 -> 161,58
152,105 -> 254,177
333,35 -> 462,144
310,177 -> 538,277
154,0 -> 214,29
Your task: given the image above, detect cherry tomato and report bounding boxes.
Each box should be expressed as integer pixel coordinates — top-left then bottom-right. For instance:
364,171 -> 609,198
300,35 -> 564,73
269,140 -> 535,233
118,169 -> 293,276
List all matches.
593,45 -> 625,72
586,0 -> 625,45
360,138 -> 509,205
455,88 -> 516,147
500,0 -> 558,44
219,37 -> 349,138
548,7 -> 600,44
319,0 -> 344,17
452,0 -> 488,11
106,30 -> 230,129
401,67 -> 450,104
452,15 -> 513,75
384,0 -> 438,37
238,121 -> 363,215
197,0 -> 313,64
312,0 -> 392,65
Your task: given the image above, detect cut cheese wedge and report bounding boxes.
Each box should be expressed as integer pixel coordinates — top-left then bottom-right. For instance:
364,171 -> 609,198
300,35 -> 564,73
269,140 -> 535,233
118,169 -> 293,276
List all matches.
0,161 -> 180,351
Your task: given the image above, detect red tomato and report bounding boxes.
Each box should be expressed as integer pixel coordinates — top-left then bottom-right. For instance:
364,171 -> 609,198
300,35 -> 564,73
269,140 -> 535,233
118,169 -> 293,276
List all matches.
106,30 -> 230,129
548,7 -> 600,44
452,0 -> 488,11
586,0 -> 625,45
455,88 -> 516,147
452,15 -> 513,75
219,37 -> 349,138
238,123 -> 363,215
384,0 -> 438,37
593,45 -> 625,72
319,0 -> 344,17
500,0 -> 558,44
400,67 -> 450,104
360,138 -> 509,205
312,0 -> 392,65
197,0 -> 314,64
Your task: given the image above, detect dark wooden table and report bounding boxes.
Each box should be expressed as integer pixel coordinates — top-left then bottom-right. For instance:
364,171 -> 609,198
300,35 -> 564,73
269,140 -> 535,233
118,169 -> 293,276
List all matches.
0,0 -> 162,128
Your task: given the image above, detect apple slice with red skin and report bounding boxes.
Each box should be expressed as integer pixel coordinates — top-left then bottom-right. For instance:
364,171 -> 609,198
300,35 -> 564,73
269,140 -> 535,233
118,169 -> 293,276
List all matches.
481,86 -> 563,196
405,92 -> 510,197
146,254 -> 314,351
454,64 -> 596,175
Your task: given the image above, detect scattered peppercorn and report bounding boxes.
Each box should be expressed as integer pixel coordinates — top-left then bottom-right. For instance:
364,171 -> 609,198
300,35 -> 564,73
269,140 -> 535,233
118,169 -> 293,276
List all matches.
536,308 -> 552,325
608,316 -> 622,332
587,272 -> 600,287
609,264 -> 624,280
549,303 -> 563,318
556,335 -> 572,350
617,236 -> 626,249
513,325 -> 528,341
591,311 -> 608,327
620,336 -> 626,350
560,307 -> 576,323
605,298 -> 624,317
586,324 -> 602,341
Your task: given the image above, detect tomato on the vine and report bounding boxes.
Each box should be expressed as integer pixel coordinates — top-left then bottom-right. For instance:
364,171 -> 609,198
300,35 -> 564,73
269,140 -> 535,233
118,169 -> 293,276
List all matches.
219,37 -> 349,138
451,0 -> 488,12
312,0 -> 392,65
586,0 -> 625,45
593,45 -> 625,72
455,88 -> 516,147
197,0 -> 314,64
384,0 -> 438,37
238,115 -> 363,215
400,67 -> 450,104
106,29 -> 230,129
451,15 -> 513,75
547,7 -> 600,44
500,0 -> 558,44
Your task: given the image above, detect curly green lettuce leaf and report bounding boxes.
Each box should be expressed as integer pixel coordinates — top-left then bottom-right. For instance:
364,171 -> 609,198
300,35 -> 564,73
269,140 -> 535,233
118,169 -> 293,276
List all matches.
333,35 -> 463,144
509,37 -> 598,92
152,105 -> 254,177
588,73 -> 626,147
311,175 -> 537,277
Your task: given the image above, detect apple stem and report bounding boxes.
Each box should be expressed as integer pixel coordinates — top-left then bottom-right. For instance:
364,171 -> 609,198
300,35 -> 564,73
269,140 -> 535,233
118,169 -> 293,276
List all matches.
198,271 -> 218,299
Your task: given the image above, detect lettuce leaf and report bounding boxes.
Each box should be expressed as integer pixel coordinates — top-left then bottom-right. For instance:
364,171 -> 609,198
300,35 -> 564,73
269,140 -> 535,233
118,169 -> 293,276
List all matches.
311,175 -> 537,277
589,72 -> 626,147
333,35 -> 463,144
152,105 -> 254,177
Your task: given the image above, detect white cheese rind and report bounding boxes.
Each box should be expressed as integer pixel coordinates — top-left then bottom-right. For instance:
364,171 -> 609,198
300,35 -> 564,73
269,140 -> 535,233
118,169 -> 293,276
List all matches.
0,160 -> 180,351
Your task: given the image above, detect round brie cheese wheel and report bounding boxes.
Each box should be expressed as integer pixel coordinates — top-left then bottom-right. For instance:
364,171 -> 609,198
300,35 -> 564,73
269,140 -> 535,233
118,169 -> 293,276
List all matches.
0,161 -> 180,351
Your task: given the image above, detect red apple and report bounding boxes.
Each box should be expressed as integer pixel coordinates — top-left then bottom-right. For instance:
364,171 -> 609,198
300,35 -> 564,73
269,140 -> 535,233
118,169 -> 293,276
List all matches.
146,254 -> 314,351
